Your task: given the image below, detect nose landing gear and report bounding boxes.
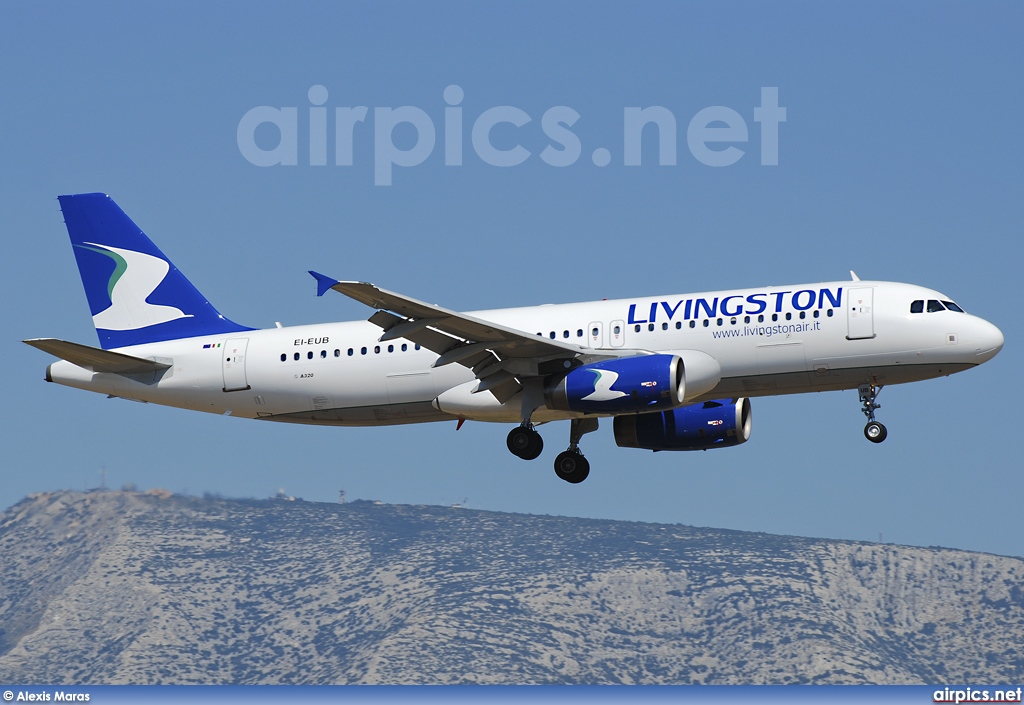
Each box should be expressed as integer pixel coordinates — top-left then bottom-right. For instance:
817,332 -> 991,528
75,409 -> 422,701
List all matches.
858,383 -> 887,443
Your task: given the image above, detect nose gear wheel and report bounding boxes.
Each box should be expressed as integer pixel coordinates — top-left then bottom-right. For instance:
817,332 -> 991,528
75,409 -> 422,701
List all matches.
858,384 -> 887,444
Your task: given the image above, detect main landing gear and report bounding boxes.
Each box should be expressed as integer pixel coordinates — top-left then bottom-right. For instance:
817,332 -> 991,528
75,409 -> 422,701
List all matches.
858,383 -> 887,443
554,418 -> 598,484
507,424 -> 543,460
506,417 -> 599,483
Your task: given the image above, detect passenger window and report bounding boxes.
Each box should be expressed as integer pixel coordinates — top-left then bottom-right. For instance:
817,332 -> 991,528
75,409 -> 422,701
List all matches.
702,320 -> 709,327
401,343 -> 407,351
648,323 -> 655,332
634,324 -> 641,333
360,347 -> 367,355
758,315 -> 764,323
321,350 -> 327,358
744,316 -> 750,324
910,300 -> 924,314
334,349 -> 340,357
614,325 -> 621,335
280,353 -> 286,362
943,301 -> 965,313
563,330 -> 569,338
591,327 -> 599,337
676,321 -> 682,329
785,312 -> 792,321
306,351 -> 313,360
827,309 -> 834,317
771,314 -> 778,322
813,310 -> 819,318
294,352 -> 300,361
662,322 -> 668,330
374,345 -> 381,354
549,331 -> 556,339
716,318 -> 723,326
348,348 -> 354,356
730,318 -> 736,325
927,300 -> 944,313
577,329 -> 583,337
388,344 -> 394,353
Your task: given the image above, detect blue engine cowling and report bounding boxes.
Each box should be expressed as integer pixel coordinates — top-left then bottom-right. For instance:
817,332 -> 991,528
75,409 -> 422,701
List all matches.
613,398 -> 752,451
545,354 -> 685,414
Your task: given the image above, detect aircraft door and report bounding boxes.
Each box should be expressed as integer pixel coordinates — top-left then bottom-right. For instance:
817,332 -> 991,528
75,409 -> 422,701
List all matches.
609,320 -> 625,347
847,287 -> 875,340
222,338 -> 250,392
588,321 -> 603,347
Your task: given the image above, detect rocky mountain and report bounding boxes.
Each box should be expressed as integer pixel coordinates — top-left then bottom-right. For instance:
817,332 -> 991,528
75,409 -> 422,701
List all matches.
0,490 -> 1021,684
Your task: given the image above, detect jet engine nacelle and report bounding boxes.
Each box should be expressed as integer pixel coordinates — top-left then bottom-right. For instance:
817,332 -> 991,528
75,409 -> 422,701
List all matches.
613,398 -> 752,451
545,354 -> 685,414
545,350 -> 722,415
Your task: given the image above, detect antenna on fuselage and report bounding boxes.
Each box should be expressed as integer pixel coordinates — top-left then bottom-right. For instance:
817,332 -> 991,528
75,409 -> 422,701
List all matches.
850,270 -> 861,282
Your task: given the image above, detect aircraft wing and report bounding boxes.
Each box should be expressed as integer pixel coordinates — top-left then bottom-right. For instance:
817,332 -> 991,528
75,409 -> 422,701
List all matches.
23,338 -> 171,375
310,272 -> 594,402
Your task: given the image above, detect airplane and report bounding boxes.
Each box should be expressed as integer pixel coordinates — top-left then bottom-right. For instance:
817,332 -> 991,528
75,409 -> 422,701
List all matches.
25,194 -> 1004,483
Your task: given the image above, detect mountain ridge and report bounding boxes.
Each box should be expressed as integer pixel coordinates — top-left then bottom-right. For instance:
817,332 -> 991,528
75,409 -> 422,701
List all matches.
1,490 -> 1021,684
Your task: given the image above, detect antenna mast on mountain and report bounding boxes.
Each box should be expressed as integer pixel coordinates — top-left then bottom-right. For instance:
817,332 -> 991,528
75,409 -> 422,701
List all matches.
338,490 -> 347,504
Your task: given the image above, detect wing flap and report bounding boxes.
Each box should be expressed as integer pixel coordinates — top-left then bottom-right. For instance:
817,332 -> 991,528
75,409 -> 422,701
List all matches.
366,310 -> 469,356
308,272 -> 644,407
312,273 -> 584,360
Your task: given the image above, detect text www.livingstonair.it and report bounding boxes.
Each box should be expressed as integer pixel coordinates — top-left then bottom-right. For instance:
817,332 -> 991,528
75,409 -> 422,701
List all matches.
711,321 -> 822,339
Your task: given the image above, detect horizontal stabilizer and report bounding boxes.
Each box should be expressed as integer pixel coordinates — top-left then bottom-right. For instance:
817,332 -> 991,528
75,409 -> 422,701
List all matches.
23,338 -> 171,375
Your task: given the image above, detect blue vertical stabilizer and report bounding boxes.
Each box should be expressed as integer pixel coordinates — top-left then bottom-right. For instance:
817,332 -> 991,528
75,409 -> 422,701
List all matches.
59,193 -> 254,349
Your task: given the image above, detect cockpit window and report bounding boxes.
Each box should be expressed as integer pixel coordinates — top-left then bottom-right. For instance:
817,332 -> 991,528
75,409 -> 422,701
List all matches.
910,300 -> 924,314
943,300 -> 965,313
927,300 -> 944,313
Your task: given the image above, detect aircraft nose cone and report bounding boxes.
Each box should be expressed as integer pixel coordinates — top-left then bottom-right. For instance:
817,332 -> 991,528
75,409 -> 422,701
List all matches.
973,318 -> 1004,363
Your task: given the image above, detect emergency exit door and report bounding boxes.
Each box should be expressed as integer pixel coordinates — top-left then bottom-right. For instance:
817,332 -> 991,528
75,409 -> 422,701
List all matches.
609,320 -> 625,347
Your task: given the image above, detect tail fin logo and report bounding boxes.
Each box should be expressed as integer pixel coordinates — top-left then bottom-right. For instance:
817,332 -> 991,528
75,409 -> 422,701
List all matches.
76,242 -> 193,331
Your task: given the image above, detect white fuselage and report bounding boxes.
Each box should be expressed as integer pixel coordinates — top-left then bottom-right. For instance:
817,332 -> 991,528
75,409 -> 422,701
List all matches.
46,280 -> 1004,427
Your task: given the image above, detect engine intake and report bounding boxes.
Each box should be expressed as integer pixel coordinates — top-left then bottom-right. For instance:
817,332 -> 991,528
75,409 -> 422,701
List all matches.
613,398 -> 752,451
545,354 -> 685,414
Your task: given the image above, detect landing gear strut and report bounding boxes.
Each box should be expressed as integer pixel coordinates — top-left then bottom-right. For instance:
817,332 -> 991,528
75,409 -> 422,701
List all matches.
507,424 -> 543,460
508,379 -> 546,461
858,383 -> 887,443
554,418 -> 598,483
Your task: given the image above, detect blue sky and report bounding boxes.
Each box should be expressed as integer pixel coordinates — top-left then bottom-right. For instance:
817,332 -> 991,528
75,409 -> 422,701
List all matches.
2,2 -> 1022,557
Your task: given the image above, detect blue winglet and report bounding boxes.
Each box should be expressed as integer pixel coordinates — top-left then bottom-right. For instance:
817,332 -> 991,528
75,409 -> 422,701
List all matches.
309,270 -> 340,297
